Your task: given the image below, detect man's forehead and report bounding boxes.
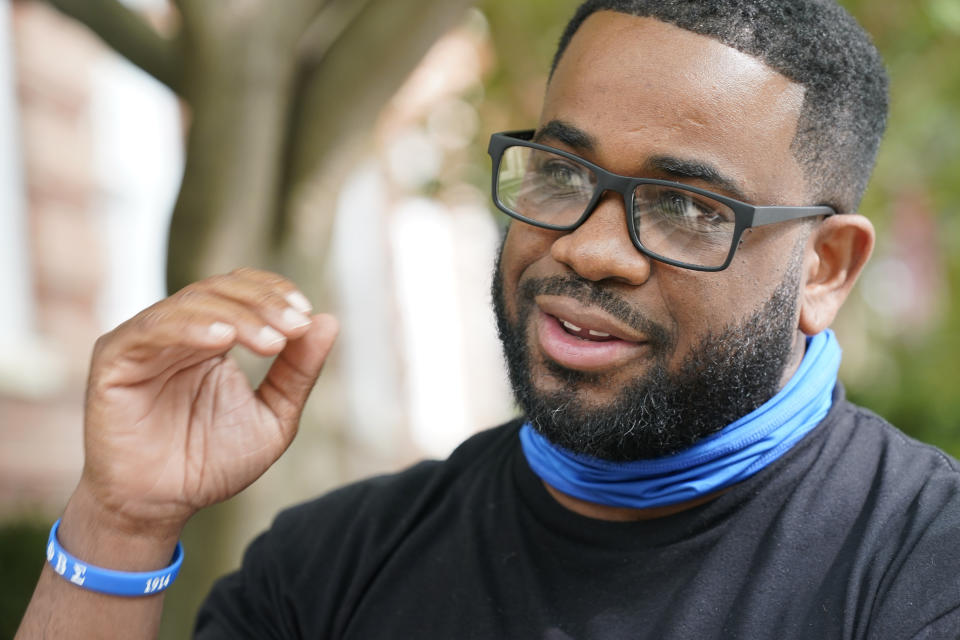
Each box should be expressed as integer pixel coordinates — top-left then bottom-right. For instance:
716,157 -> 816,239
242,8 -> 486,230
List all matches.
540,11 -> 808,204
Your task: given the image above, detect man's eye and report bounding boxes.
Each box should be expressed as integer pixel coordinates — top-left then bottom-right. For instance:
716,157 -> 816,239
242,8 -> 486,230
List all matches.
538,161 -> 589,189
654,191 -> 729,225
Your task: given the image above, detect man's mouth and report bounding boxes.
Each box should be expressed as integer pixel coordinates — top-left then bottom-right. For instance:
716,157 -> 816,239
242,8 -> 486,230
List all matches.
534,307 -> 648,372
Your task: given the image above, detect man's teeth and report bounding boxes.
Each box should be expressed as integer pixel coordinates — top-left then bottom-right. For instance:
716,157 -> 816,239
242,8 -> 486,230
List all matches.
560,318 -> 612,339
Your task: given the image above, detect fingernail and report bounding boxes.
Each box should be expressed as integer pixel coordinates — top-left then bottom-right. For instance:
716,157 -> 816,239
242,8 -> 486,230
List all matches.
285,291 -> 312,314
281,307 -> 311,329
209,322 -> 235,339
258,325 -> 286,347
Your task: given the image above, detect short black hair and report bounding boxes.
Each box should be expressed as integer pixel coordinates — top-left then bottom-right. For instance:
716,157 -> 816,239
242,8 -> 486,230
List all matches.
551,0 -> 888,213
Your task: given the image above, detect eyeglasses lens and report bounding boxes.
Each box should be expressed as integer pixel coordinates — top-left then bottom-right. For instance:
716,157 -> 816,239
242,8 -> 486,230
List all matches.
632,185 -> 736,269
496,144 -> 737,269
496,145 -> 597,227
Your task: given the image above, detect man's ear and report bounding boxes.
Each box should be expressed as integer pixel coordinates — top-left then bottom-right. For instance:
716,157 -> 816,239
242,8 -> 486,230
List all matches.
798,214 -> 875,335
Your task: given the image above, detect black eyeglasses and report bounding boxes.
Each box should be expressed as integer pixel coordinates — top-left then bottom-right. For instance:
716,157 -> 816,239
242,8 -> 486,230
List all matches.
487,130 -> 834,272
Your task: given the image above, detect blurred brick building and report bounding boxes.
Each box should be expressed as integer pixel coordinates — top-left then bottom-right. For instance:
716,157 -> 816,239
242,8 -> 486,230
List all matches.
1,1 -> 181,516
1,2 -> 105,514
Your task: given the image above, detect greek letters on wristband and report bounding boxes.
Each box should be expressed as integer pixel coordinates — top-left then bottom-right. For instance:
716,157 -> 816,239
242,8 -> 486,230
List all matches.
46,519 -> 184,597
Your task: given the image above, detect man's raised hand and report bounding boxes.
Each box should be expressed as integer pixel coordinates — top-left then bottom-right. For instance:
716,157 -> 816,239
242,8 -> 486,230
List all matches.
79,268 -> 338,539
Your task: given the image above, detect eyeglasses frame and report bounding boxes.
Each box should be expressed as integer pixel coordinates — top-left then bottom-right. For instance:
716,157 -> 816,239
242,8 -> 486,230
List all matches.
488,129 -> 835,272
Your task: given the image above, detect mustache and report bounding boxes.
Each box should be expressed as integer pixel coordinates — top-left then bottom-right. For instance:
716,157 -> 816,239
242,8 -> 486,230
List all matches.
517,274 -> 676,352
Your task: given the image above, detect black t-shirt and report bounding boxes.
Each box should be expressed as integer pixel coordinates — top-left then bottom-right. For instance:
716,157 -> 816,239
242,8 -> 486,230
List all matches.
195,388 -> 960,639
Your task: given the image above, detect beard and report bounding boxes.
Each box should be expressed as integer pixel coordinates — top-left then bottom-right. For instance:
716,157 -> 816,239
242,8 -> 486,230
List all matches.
491,245 -> 803,462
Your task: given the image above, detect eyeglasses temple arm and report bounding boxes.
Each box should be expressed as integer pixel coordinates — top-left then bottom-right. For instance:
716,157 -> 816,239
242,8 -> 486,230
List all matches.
751,206 -> 835,227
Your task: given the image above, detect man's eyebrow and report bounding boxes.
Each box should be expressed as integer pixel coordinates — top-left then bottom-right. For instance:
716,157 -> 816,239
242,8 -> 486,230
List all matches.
645,155 -> 750,202
533,120 -> 597,152
532,122 -> 751,202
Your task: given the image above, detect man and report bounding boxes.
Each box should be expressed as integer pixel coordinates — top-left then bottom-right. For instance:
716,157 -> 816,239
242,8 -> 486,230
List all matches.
17,1 -> 960,638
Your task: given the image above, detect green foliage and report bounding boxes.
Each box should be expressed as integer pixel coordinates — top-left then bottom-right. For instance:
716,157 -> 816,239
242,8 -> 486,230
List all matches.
478,0 -> 579,129
0,519 -> 48,638
838,0 -> 960,456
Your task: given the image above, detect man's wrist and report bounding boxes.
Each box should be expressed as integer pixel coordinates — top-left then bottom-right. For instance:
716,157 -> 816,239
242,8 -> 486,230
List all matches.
59,484 -> 185,572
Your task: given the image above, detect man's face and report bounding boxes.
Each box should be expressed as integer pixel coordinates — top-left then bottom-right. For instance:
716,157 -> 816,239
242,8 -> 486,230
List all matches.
493,12 -> 815,460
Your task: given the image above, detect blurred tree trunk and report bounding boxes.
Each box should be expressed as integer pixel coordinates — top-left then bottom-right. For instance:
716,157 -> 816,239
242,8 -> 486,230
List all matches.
38,2 -> 477,637
43,0 -> 476,293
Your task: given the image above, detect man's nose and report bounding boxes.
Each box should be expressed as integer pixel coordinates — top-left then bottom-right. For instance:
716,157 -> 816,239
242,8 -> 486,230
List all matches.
549,191 -> 652,285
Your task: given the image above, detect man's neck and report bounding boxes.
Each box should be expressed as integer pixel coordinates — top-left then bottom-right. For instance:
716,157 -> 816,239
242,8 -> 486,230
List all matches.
544,482 -> 730,521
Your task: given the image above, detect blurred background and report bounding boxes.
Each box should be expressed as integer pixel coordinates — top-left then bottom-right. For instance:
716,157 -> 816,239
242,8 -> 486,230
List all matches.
1,0 -> 958,636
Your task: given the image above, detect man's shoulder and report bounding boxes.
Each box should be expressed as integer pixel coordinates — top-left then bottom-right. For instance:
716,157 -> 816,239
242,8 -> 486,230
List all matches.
823,398 -> 960,637
756,390 -> 960,551
816,395 -> 960,517
815,394 -> 960,564
829,395 -> 960,479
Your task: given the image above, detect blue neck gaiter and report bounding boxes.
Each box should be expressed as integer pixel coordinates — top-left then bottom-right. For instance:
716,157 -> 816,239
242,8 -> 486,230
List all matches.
520,329 -> 841,509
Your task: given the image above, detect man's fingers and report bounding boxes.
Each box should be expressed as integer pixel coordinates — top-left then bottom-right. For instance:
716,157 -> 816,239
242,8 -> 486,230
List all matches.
257,313 -> 339,429
92,277 -> 316,385
188,268 -> 315,338
157,289 -> 311,357
91,312 -> 237,386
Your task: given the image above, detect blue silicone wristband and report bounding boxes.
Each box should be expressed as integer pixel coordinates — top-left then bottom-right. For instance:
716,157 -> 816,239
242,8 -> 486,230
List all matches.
46,519 -> 184,597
